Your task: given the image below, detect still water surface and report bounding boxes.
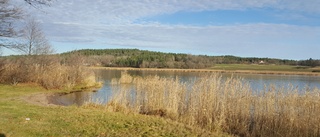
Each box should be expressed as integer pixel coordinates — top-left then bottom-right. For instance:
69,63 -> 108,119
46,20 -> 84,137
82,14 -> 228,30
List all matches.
55,69 -> 320,106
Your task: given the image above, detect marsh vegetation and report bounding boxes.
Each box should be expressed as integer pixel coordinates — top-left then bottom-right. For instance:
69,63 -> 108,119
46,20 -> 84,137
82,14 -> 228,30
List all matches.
107,71 -> 320,137
0,55 -> 97,89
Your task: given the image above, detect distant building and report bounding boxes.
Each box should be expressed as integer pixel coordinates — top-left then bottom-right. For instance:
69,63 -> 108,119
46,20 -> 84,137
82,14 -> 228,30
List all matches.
259,60 -> 265,64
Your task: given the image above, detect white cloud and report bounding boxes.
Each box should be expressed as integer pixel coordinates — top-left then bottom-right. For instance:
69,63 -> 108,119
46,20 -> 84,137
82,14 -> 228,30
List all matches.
22,0 -> 319,25
44,21 -> 320,58
10,0 -> 320,59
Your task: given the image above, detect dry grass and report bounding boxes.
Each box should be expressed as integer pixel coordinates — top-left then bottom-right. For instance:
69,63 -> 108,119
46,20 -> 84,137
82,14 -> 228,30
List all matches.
0,56 -> 97,89
108,71 -> 320,137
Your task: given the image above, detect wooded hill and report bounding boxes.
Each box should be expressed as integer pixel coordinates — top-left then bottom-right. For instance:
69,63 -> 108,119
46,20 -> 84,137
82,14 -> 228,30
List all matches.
61,49 -> 318,69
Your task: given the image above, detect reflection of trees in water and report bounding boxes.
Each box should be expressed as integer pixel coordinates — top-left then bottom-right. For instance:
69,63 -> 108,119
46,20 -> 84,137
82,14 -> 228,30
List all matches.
57,92 -> 92,106
94,69 -> 122,82
74,92 -> 91,105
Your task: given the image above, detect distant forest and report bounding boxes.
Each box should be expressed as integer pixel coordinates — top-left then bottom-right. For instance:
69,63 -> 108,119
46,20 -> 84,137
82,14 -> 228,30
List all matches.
61,49 -> 320,69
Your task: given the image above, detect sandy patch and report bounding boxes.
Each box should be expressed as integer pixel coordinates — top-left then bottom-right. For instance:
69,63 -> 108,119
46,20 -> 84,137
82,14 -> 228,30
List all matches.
22,93 -> 60,107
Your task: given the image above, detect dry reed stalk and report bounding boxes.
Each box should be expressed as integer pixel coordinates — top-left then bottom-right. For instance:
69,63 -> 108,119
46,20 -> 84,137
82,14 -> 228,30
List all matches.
0,57 -> 97,89
108,71 -> 320,137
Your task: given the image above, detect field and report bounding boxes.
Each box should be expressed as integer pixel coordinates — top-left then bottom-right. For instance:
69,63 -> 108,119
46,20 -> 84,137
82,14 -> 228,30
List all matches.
94,64 -> 320,76
211,64 -> 320,72
0,84 -> 223,137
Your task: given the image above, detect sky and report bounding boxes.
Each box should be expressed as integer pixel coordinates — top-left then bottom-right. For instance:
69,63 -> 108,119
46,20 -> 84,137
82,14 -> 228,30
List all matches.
4,0 -> 320,60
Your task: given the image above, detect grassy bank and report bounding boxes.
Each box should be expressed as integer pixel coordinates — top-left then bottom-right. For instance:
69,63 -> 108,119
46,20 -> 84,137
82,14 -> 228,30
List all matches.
211,64 -> 320,72
0,84 -> 223,136
93,64 -> 320,76
109,72 -> 320,137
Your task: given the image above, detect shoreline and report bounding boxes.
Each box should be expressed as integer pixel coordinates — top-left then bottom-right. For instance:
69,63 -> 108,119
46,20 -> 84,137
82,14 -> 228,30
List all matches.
21,93 -> 59,107
23,66 -> 319,107
92,67 -> 320,76
21,87 -> 101,107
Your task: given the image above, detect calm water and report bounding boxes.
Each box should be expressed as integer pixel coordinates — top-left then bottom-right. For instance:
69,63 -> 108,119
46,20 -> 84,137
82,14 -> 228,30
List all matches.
54,69 -> 320,106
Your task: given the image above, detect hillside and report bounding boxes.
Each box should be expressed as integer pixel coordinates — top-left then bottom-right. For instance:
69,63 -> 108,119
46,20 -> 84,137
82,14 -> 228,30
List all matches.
62,49 -> 311,69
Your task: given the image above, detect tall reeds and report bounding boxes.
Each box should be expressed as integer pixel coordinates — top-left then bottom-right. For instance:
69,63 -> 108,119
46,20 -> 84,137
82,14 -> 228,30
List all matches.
108,71 -> 320,137
0,56 -> 97,89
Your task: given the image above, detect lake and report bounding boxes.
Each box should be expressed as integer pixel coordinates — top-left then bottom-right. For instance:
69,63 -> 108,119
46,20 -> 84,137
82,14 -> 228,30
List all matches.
54,69 -> 320,106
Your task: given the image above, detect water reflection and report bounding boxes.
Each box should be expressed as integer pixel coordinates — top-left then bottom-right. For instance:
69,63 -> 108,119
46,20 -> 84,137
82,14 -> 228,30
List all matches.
243,74 -> 320,92
53,91 -> 92,106
54,69 -> 320,106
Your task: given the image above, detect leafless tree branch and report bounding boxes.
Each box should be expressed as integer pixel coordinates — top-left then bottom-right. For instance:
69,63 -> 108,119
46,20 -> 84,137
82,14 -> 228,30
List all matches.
15,18 -> 54,55
1,0 -> 53,52
24,0 -> 53,6
0,0 -> 23,38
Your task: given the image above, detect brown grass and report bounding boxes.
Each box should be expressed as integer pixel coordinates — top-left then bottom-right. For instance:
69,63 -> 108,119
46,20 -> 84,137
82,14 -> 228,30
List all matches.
108,71 -> 320,137
0,56 -> 97,89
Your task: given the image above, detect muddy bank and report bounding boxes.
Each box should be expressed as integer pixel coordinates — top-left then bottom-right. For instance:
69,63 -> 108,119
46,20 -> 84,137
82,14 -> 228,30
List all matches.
22,89 -> 98,107
22,93 -> 60,106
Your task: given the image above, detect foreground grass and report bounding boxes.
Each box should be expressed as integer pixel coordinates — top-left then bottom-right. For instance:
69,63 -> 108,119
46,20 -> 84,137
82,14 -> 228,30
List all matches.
0,84 -> 223,137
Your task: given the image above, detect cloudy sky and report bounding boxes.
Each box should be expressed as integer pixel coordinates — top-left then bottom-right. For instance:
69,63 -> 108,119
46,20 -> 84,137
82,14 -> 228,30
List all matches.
7,0 -> 320,59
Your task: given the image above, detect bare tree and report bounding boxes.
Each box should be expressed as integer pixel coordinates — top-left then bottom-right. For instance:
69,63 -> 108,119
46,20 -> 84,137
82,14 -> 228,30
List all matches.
0,0 -> 52,50
16,18 -> 54,55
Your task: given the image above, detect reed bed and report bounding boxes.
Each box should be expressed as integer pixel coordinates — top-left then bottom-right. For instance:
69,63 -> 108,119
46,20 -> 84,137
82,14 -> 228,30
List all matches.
0,56 -> 97,89
108,71 -> 320,137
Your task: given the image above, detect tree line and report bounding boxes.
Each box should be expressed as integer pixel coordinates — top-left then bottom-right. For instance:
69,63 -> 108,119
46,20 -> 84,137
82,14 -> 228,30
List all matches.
62,49 -> 320,69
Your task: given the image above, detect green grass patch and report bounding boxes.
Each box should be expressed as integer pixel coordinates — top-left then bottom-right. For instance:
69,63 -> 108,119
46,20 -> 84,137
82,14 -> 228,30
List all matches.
0,84 -> 44,98
211,64 -> 319,72
0,85 -> 223,137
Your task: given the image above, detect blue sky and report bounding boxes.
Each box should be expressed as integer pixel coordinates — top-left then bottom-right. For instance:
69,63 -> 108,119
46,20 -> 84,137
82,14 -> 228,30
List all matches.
3,0 -> 320,60
142,9 -> 320,26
